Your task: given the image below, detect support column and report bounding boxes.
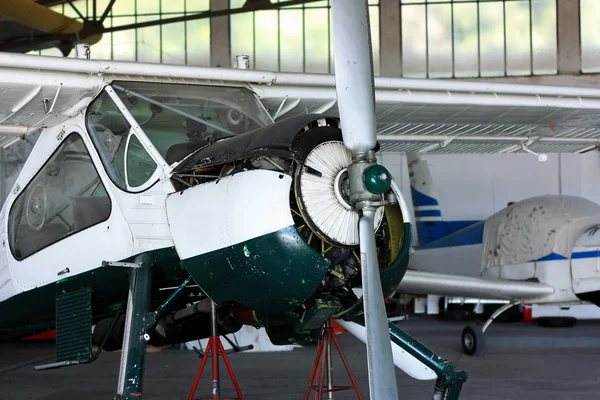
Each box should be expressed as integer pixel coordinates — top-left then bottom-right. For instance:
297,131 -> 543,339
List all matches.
116,256 -> 153,400
210,0 -> 231,68
557,0 -> 581,75
380,0 -> 402,77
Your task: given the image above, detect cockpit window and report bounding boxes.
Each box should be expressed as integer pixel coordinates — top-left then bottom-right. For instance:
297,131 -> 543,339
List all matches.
109,81 -> 272,165
86,91 -> 129,189
86,91 -> 158,192
9,134 -> 111,260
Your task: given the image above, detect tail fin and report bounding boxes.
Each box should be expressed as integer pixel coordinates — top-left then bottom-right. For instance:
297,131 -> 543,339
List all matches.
407,153 -> 445,246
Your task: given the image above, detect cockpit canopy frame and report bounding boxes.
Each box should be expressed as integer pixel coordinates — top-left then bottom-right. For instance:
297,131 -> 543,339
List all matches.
85,80 -> 273,193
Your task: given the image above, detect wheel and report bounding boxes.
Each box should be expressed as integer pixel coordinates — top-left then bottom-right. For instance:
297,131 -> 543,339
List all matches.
92,315 -> 126,351
461,325 -> 486,356
536,316 -> 576,328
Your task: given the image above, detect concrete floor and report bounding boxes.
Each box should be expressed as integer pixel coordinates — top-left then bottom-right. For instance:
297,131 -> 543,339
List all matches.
1,317 -> 599,399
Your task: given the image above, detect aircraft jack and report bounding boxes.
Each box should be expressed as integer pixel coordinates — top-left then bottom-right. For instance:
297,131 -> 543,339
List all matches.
304,320 -> 364,400
187,301 -> 244,400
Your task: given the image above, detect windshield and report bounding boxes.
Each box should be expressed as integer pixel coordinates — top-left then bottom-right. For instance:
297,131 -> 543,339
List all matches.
109,81 -> 272,164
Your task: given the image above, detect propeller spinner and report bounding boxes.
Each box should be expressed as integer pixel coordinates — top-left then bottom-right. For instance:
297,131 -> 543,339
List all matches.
331,1 -> 399,399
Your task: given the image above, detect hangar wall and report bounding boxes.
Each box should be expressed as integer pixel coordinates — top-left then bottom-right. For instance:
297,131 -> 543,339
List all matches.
377,151 -> 600,245
33,0 -> 600,87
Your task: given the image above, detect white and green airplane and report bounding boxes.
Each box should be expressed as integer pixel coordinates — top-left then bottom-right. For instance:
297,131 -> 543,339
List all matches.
2,2 -> 600,400
0,3 -> 458,400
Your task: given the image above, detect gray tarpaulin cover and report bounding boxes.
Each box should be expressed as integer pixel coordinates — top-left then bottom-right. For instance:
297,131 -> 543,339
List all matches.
482,195 -> 600,270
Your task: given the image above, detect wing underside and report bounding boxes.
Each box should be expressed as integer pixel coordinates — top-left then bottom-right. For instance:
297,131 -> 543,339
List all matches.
1,52 -> 599,154
0,70 -> 103,148
256,78 -> 600,155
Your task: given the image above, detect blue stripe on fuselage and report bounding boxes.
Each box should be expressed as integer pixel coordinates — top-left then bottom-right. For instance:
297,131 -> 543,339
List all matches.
530,250 -> 600,262
415,209 -> 442,217
572,250 -> 600,259
417,229 -> 600,262
440,220 -> 481,236
537,253 -> 568,261
538,250 -> 600,261
416,220 -> 485,250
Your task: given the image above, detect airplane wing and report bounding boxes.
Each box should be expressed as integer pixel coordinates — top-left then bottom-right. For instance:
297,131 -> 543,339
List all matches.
396,270 -> 555,302
255,75 -> 600,154
1,52 -> 598,154
0,67 -> 103,148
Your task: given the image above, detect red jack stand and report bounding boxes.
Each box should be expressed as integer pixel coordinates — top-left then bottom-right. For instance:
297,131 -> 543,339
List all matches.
304,320 -> 364,400
187,302 -> 244,400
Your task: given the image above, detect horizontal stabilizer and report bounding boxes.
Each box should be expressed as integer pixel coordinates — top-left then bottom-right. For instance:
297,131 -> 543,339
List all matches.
397,270 -> 555,301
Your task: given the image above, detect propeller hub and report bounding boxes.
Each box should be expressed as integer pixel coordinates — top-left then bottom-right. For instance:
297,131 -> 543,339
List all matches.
333,168 -> 352,210
363,164 -> 392,194
347,151 -> 390,207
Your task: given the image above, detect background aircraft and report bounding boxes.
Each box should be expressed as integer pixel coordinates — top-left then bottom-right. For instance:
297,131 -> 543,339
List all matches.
396,153 -> 600,355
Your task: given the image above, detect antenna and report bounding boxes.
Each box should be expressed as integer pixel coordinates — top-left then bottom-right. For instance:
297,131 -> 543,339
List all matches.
234,55 -> 250,69
74,43 -> 91,59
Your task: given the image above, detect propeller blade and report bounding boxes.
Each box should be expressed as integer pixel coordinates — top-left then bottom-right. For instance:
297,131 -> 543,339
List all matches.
358,208 -> 399,399
331,0 -> 377,154
335,319 -> 437,381
0,0 -> 82,35
331,1 -> 399,399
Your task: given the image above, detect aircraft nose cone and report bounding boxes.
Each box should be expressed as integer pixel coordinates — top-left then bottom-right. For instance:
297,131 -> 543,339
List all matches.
363,164 -> 392,194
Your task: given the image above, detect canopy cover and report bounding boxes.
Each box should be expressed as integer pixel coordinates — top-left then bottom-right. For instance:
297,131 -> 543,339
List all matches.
482,195 -> 600,269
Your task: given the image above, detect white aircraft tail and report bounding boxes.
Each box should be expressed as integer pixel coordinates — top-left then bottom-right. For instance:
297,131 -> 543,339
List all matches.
407,153 -> 445,246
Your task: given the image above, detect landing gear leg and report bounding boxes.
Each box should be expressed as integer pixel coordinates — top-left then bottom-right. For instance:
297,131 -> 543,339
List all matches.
114,256 -> 153,400
461,302 -> 520,356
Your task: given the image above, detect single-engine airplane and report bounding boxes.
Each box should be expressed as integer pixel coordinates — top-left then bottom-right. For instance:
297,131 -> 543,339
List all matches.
0,2 -> 468,400
394,153 -> 600,356
3,1 -> 600,399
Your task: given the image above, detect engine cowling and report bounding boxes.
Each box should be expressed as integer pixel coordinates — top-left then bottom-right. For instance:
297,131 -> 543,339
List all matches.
167,116 -> 411,344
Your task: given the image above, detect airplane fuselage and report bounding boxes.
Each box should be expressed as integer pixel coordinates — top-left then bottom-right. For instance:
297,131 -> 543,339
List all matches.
410,222 -> 600,306
0,80 -> 411,347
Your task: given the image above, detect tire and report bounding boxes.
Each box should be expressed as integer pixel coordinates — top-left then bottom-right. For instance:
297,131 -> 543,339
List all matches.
536,316 -> 576,328
92,315 -> 126,352
461,325 -> 486,356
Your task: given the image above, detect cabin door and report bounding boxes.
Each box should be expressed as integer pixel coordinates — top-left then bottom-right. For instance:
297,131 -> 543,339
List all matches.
6,123 -> 134,291
571,247 -> 600,295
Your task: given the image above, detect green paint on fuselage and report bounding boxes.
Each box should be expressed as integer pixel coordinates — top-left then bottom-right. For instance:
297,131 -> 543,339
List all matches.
0,224 -> 413,346
0,247 -> 186,340
181,226 -> 330,318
